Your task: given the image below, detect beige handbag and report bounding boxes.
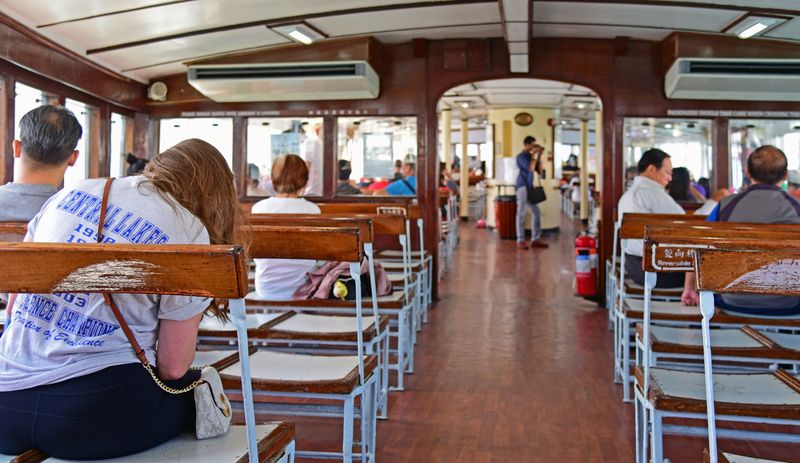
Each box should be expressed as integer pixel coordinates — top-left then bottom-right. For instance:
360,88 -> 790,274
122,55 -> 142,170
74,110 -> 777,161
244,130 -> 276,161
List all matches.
95,178 -> 231,440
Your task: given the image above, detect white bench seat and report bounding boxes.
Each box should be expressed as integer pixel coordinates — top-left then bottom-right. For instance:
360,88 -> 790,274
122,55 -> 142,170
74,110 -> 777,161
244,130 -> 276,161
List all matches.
636,367 -> 800,419
32,424 -> 294,463
219,350 -> 377,394
637,325 -> 800,361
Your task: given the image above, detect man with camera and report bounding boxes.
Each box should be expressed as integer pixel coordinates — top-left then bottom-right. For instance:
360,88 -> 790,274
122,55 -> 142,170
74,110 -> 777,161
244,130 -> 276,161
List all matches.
515,136 -> 548,250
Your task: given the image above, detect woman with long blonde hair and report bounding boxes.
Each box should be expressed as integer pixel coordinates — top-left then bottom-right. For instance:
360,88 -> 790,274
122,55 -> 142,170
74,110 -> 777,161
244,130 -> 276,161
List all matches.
0,138 -> 248,459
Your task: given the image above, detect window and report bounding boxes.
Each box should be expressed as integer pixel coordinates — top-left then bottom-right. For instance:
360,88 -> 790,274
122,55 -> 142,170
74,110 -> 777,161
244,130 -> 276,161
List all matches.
109,113 -> 130,177
337,117 -> 417,196
623,118 -> 712,191
245,117 -> 324,197
158,118 -> 233,168
64,98 -> 97,189
729,119 -> 800,191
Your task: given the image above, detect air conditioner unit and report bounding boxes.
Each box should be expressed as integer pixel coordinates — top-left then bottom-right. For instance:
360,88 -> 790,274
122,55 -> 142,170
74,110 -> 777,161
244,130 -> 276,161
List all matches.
665,58 -> 800,101
187,61 -> 380,102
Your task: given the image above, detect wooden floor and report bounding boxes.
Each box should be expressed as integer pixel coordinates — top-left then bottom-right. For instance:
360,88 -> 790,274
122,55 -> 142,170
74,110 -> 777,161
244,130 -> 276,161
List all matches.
283,217 -> 799,462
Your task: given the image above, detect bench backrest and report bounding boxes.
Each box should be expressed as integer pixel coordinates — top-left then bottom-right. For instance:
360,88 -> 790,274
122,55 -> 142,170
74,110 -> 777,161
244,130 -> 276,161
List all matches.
0,221 -> 27,242
643,223 -> 800,272
618,213 -> 707,240
317,202 -> 423,220
247,214 -> 373,244
247,225 -> 362,262
0,243 -> 248,298
695,242 -> 800,296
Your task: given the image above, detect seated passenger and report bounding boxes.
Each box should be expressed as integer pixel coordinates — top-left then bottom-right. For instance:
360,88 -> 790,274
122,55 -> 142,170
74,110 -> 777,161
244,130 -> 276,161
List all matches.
617,148 -> 685,288
787,169 -> 800,199
125,153 -> 148,176
336,159 -> 362,195
0,105 -> 81,222
379,159 -> 416,196
251,154 -> 320,300
682,145 -> 800,316
0,138 -> 247,459
667,167 -> 704,203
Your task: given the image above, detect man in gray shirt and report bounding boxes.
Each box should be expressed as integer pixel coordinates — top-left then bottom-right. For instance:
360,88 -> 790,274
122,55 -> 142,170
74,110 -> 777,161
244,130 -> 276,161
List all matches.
682,145 -> 800,315
0,105 -> 82,221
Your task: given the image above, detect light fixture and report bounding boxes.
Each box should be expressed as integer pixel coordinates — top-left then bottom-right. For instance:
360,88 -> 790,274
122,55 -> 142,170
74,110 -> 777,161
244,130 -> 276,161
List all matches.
270,22 -> 327,45
663,123 -> 673,129
723,13 -> 790,39
459,101 -> 470,109
575,102 -> 587,109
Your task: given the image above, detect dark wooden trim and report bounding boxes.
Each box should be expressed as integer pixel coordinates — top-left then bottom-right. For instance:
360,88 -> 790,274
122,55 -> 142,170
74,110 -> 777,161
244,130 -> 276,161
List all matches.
323,115 -> 336,200
0,13 -> 145,111
248,421 -> 295,463
1,73 -> 14,184
232,116 -> 246,196
86,0 -> 496,55
712,117 -> 729,191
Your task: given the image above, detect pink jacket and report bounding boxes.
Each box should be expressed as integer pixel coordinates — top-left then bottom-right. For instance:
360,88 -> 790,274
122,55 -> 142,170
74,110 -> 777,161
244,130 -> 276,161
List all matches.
292,258 -> 394,300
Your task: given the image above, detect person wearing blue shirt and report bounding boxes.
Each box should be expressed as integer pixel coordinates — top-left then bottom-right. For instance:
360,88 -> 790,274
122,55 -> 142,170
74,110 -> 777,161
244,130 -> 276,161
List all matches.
515,136 -> 548,249
384,160 -> 417,196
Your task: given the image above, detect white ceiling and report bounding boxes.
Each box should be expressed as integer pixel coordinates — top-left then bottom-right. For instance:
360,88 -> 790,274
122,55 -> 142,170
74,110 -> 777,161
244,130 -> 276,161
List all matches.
0,0 -> 797,83
439,78 -> 600,119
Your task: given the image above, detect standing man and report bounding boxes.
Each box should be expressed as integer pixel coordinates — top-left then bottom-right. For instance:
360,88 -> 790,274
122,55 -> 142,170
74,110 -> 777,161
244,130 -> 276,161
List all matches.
516,136 -> 548,249
0,105 -> 81,221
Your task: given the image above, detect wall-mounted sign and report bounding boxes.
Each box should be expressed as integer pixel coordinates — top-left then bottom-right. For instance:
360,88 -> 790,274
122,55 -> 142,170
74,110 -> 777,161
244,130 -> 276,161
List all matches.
667,109 -> 800,118
514,112 -> 533,126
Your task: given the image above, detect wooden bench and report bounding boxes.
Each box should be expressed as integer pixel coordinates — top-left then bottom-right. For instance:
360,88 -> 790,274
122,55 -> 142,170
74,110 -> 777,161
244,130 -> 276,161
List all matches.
0,242 -> 293,463
704,448 -> 789,463
198,225 -> 379,463
633,232 -> 800,463
204,219 -> 393,419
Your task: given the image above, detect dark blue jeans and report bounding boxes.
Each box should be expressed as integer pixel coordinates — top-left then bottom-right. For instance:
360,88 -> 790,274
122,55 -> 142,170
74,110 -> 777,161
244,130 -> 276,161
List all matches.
0,363 -> 199,460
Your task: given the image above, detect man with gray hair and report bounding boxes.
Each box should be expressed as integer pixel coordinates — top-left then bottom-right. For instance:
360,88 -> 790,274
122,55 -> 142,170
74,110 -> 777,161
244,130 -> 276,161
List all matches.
0,105 -> 82,221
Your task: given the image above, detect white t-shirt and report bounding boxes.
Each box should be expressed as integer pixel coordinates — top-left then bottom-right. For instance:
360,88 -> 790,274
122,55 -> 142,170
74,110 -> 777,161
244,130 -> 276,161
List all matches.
251,197 -> 321,300
617,175 -> 685,257
0,176 -> 211,391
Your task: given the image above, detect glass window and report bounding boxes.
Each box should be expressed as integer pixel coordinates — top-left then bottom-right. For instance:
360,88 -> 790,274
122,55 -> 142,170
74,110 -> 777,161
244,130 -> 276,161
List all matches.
729,119 -> 800,191
245,117 -> 324,197
64,98 -> 96,189
337,117 -> 417,196
159,118 -> 233,168
623,118 -> 712,192
109,113 -> 130,177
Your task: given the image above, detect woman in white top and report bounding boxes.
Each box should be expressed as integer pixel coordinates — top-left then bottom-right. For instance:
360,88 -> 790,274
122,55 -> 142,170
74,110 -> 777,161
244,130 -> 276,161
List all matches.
0,139 -> 249,459
252,154 -> 321,299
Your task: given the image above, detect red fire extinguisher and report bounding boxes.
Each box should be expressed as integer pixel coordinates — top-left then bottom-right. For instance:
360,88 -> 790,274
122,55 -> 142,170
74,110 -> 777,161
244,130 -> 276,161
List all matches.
575,232 -> 597,297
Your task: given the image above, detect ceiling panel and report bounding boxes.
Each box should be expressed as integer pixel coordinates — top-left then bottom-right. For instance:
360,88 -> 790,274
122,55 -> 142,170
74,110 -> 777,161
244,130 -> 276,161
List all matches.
644,0 -> 800,11
764,17 -> 800,41
40,0 -> 441,49
95,27 -> 289,71
486,94 -> 563,106
309,3 -> 500,37
374,24 -> 503,43
134,62 -> 188,81
0,0 -> 176,26
535,2 -> 742,33
476,78 -> 570,89
534,23 -> 672,40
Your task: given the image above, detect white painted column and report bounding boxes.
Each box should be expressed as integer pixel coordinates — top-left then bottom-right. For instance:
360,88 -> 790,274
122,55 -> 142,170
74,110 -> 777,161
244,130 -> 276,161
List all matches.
580,119 -> 589,221
442,109 -> 452,170
460,118 -> 469,219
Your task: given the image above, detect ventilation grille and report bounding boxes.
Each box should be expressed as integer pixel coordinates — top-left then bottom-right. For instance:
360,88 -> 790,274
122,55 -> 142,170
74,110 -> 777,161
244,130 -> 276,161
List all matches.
191,63 -> 362,80
686,60 -> 800,75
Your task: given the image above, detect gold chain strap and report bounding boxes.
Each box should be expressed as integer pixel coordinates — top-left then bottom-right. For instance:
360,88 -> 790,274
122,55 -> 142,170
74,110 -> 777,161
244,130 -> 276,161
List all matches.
142,363 -> 205,395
